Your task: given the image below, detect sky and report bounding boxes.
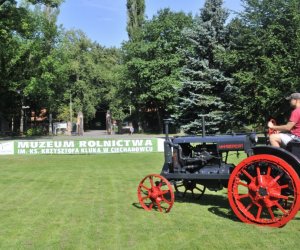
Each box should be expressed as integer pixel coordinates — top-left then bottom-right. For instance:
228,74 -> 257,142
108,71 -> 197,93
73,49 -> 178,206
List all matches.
57,0 -> 243,48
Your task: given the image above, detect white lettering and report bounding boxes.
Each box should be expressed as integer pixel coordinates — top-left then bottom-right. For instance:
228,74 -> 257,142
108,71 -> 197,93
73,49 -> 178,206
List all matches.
103,141 -> 111,147
146,147 -> 153,152
29,149 -> 38,154
54,141 -> 62,148
18,149 -> 26,154
88,141 -> 96,147
18,142 -> 30,149
138,147 -> 145,152
31,142 -> 38,148
63,141 -> 74,148
132,140 -> 143,146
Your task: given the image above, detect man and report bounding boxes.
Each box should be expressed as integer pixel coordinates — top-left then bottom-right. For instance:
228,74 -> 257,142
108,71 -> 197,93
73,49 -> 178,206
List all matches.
268,93 -> 300,147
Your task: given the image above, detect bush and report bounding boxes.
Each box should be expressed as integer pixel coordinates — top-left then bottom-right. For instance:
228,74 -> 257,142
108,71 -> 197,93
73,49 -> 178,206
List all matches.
26,127 -> 45,136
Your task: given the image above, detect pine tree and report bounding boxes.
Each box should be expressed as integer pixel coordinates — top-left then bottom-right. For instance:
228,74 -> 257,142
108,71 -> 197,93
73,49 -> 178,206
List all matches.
176,0 -> 233,134
126,0 -> 145,40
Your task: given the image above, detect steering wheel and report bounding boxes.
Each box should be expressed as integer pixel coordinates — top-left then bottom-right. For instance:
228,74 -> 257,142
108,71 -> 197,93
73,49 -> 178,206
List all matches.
268,119 -> 278,135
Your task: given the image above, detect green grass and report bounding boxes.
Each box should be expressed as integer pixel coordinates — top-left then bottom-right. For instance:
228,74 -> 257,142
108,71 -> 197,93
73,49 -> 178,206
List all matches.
0,153 -> 300,250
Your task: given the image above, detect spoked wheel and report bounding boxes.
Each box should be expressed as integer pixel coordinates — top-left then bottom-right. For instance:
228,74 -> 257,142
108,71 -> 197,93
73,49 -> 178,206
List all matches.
228,154 -> 300,227
137,174 -> 175,212
174,180 -> 206,199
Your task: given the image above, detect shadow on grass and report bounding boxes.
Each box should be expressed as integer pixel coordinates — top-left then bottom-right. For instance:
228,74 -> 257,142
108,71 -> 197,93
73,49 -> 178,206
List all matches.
175,193 -> 239,222
133,195 -> 300,224
131,202 -> 170,213
132,193 -> 239,222
132,202 -> 143,210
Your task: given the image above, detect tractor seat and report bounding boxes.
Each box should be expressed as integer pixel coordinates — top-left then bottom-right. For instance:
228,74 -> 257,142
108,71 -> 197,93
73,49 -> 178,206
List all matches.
286,140 -> 300,159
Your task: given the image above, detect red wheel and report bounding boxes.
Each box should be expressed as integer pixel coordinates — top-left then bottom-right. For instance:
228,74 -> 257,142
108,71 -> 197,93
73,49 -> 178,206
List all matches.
268,119 -> 278,135
137,174 -> 174,212
228,154 -> 300,227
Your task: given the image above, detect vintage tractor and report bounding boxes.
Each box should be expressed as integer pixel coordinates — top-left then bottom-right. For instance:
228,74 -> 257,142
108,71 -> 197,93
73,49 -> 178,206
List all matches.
137,119 -> 300,227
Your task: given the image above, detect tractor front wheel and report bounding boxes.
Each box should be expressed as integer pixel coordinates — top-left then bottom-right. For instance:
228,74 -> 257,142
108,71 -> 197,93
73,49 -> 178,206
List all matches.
228,154 -> 300,227
137,174 -> 174,212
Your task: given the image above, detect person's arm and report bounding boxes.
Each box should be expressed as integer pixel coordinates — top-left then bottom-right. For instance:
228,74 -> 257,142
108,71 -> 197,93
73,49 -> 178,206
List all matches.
268,121 -> 296,132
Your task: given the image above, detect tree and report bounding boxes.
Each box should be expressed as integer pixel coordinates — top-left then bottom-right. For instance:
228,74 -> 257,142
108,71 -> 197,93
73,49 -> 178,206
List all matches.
0,0 -> 63,133
122,9 -> 193,132
27,0 -> 62,7
53,29 -> 123,123
0,0 -> 61,6
126,0 -> 145,40
227,0 -> 300,127
53,30 -> 98,121
0,0 -> 122,134
176,0 -> 233,134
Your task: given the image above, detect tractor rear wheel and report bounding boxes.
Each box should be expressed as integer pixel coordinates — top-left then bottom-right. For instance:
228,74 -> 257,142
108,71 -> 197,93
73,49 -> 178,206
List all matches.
228,154 -> 300,227
137,174 -> 174,212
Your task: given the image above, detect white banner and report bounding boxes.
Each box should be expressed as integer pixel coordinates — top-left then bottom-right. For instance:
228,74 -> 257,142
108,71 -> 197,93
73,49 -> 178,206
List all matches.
0,139 -> 165,155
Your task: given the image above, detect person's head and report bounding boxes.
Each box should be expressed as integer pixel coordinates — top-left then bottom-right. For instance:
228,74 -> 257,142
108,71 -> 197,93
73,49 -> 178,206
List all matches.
286,93 -> 300,108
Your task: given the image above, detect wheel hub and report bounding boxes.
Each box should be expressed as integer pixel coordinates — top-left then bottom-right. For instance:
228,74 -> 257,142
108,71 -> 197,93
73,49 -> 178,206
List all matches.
150,186 -> 161,199
183,180 -> 196,191
249,175 -> 280,207
258,187 -> 268,197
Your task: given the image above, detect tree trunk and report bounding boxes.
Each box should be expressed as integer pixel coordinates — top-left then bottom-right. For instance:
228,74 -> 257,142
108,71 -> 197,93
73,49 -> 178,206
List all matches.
156,108 -> 163,134
20,101 -> 24,135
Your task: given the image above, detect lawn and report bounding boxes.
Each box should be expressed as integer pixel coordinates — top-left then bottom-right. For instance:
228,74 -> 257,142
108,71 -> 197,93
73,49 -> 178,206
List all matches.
0,153 -> 300,250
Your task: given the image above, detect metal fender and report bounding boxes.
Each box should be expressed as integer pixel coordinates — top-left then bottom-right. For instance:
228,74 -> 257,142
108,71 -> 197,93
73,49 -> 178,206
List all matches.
253,146 -> 300,178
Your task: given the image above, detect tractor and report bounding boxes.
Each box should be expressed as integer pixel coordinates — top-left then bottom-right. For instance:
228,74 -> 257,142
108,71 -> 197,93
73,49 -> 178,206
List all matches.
137,119 -> 300,227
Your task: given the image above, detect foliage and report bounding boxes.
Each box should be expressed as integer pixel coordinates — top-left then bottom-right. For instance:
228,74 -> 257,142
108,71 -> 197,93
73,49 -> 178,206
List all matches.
0,0 -> 122,129
27,0 -> 62,7
122,9 -> 193,132
25,126 -> 45,136
126,0 -> 145,41
1,0 -> 300,134
93,46 -> 124,121
53,30 -> 123,122
226,0 -> 300,127
0,0 -> 62,123
56,105 -> 75,122
176,0 -> 233,134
